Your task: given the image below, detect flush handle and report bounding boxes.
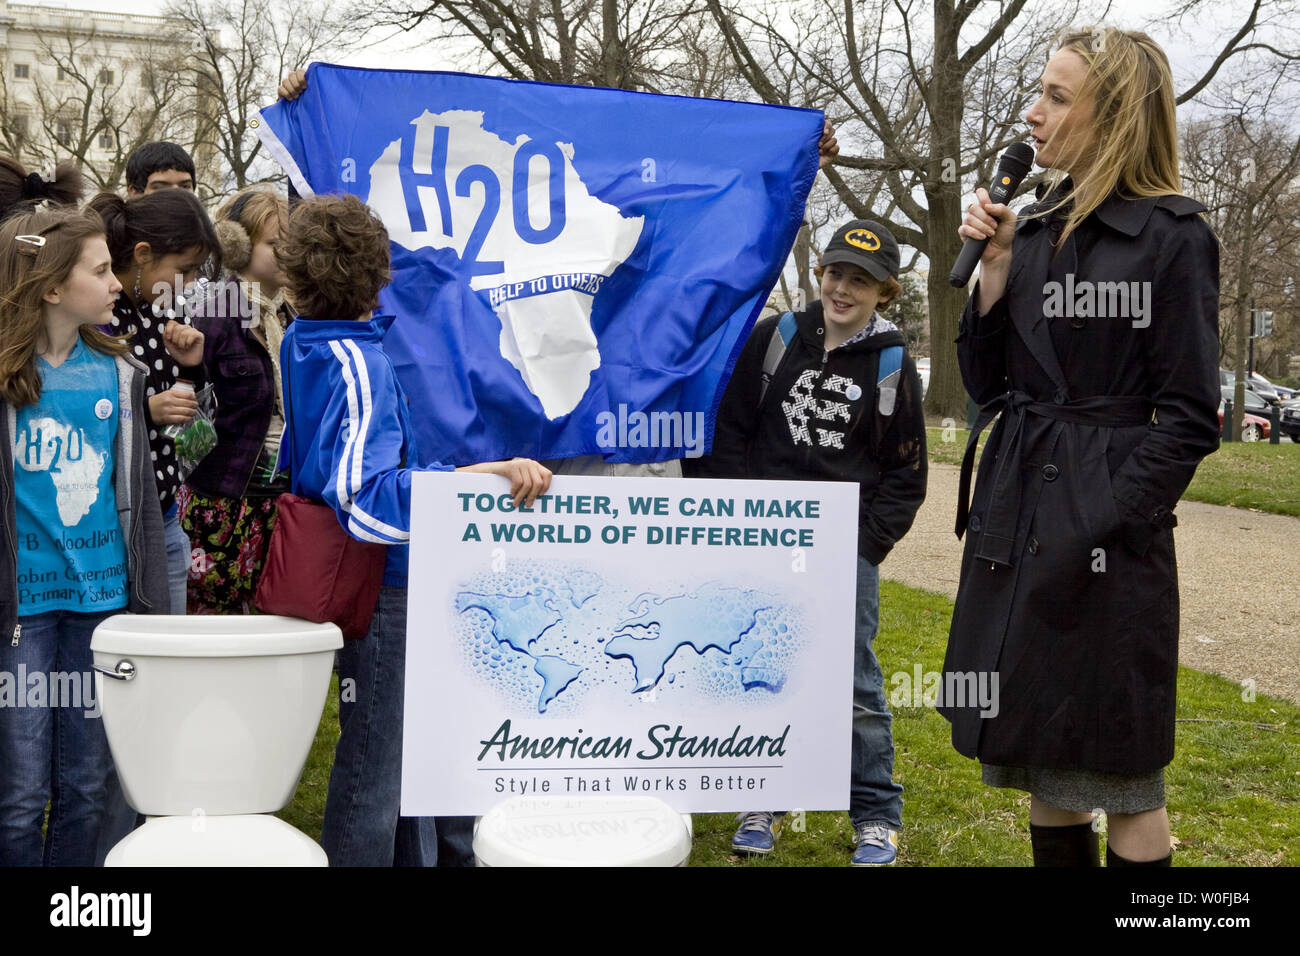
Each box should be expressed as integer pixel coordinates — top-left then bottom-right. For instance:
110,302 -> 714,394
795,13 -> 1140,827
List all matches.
93,659 -> 136,681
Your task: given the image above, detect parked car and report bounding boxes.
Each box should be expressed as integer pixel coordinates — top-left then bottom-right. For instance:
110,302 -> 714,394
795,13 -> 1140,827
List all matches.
1219,369 -> 1282,405
1280,403 -> 1300,442
1221,384 -> 1273,416
915,356 -> 930,399
1248,372 -> 1283,404
1218,400 -> 1271,442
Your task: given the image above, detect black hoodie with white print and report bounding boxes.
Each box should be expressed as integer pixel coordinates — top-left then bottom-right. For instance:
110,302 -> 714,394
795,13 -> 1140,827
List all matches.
688,302 -> 927,565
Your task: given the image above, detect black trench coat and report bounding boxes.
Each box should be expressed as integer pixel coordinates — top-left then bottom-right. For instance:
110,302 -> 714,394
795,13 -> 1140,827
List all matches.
939,188 -> 1220,773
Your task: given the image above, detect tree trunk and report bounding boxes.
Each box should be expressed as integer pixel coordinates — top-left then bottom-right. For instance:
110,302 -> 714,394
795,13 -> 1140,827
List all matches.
794,220 -> 813,311
1233,196 -> 1255,438
601,0 -> 623,89
924,0 -> 968,421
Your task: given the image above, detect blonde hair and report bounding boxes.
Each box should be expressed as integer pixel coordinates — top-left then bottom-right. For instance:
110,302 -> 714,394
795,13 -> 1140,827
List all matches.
813,264 -> 903,309
1038,27 -> 1182,245
217,189 -> 287,247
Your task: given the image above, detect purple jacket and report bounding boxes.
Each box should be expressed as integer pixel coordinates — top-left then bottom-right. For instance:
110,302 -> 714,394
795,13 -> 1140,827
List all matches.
186,281 -> 284,499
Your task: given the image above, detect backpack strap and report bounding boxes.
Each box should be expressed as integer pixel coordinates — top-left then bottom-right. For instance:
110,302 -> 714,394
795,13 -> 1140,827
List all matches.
759,311 -> 798,405
876,344 -> 903,416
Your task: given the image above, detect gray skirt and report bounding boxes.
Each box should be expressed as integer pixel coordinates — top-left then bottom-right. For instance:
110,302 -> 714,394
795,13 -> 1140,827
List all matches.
981,764 -> 1166,814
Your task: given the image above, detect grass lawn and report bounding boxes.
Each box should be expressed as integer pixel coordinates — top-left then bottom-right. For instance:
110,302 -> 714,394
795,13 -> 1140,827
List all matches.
926,424 -> 985,467
283,580 -> 1300,867
1183,441 -> 1300,516
927,424 -> 1300,518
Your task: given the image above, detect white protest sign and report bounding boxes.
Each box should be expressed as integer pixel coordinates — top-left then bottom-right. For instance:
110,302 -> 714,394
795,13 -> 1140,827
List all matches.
402,473 -> 857,815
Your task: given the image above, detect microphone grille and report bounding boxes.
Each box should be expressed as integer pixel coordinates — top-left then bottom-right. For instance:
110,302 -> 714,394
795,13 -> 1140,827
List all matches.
1000,142 -> 1036,175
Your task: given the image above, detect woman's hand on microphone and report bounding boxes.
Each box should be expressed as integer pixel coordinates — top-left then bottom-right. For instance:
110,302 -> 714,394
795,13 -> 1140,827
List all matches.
958,187 -> 1017,259
958,187 -> 1017,310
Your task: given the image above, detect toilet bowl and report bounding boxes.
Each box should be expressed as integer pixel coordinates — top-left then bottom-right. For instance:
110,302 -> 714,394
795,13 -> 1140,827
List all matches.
91,614 -> 342,866
473,796 -> 693,866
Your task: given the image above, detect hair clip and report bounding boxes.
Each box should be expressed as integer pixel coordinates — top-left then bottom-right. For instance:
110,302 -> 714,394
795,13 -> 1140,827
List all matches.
15,234 -> 46,257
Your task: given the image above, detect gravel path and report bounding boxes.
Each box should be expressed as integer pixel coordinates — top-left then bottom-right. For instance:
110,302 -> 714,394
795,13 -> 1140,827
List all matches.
882,463 -> 1300,705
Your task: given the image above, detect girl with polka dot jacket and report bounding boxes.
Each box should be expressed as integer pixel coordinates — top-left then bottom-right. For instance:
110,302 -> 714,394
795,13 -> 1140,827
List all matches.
88,190 -> 220,614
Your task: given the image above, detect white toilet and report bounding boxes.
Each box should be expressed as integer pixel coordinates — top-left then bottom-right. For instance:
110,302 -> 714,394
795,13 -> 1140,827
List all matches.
91,614 -> 342,866
474,796 -> 694,866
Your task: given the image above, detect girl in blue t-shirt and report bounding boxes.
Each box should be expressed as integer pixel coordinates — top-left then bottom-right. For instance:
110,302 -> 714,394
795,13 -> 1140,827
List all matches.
0,203 -> 169,866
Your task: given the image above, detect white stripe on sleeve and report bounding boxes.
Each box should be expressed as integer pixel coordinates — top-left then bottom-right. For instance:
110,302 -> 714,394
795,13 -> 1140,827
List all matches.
339,338 -> 409,541
328,340 -> 361,513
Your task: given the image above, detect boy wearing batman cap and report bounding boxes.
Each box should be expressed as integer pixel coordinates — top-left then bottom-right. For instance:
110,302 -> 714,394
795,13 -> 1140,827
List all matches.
689,218 -> 927,865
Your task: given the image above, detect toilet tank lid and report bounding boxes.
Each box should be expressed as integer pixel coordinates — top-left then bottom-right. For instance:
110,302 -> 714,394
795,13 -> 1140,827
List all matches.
90,615 -> 343,657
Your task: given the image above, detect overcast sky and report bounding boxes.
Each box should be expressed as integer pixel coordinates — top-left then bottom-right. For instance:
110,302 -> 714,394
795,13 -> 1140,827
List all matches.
30,0 -> 1299,96
37,0 -> 1296,280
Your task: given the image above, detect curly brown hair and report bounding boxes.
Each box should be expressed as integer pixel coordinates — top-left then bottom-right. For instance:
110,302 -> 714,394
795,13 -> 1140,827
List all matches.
276,194 -> 391,320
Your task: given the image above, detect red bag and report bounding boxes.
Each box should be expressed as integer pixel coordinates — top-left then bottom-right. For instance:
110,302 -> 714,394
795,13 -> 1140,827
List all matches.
254,493 -> 387,639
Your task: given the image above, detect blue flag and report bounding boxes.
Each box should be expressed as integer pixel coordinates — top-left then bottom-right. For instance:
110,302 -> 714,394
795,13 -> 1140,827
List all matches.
258,64 -> 820,464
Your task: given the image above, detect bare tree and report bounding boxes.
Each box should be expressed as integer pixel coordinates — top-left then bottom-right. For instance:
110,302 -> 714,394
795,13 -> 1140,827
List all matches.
361,0 -> 705,92
706,0 -> 1296,417
0,28 -> 189,190
165,0 -> 352,197
1183,109 -> 1300,432
701,0 -> 1082,415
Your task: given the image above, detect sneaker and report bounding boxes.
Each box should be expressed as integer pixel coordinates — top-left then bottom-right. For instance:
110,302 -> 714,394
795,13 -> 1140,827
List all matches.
851,824 -> 899,866
732,811 -> 782,856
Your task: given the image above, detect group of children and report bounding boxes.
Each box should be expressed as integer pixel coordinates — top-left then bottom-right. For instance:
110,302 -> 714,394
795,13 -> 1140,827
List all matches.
0,76 -> 926,866
0,142 -> 557,866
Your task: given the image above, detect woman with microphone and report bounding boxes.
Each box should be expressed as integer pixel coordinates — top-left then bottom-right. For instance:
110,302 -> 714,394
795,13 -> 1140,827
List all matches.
942,27 -> 1220,866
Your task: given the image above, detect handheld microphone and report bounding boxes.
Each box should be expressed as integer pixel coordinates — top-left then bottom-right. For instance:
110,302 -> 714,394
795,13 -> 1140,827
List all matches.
948,142 -> 1035,287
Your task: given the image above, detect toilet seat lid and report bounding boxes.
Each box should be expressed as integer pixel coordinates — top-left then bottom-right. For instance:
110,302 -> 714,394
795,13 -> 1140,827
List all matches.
104,815 -> 328,867
474,796 -> 692,867
92,614 -> 342,657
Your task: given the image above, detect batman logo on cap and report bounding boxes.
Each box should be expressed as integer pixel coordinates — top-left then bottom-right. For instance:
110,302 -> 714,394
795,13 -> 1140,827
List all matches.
845,228 -> 880,251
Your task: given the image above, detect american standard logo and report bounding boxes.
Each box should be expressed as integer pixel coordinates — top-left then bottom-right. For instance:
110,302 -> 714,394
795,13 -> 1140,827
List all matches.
49,886 -> 151,936
478,719 -> 790,761
1042,274 -> 1152,328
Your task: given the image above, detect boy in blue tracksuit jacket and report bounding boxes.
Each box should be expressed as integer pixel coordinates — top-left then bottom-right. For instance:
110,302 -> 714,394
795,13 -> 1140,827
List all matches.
282,312 -> 428,588
277,194 -> 550,866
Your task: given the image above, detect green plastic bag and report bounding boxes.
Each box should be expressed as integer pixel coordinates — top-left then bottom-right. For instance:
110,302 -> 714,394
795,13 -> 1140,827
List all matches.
162,383 -> 218,480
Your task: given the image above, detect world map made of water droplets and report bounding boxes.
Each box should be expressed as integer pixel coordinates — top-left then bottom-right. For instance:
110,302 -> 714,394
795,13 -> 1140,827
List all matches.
454,561 -> 804,715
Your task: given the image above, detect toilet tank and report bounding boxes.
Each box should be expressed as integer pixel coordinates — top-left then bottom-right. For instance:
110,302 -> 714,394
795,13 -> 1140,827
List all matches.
91,615 -> 342,817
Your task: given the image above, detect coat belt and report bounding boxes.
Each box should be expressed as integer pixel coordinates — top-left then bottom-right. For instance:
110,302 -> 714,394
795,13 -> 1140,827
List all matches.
955,390 -> 1154,566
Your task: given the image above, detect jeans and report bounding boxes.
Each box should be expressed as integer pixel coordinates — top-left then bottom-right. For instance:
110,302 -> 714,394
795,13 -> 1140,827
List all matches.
0,610 -> 113,866
320,586 -> 472,866
94,766 -> 143,866
163,505 -> 189,615
850,557 -> 903,829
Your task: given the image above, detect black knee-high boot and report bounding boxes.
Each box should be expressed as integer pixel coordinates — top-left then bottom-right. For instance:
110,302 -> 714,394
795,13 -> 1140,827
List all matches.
1106,844 -> 1172,867
1030,822 -> 1100,867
